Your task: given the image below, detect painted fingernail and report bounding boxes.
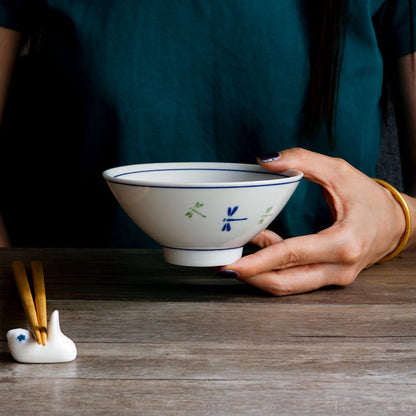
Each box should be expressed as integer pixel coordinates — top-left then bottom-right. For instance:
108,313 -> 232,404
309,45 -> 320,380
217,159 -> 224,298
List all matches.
258,152 -> 281,163
217,270 -> 239,278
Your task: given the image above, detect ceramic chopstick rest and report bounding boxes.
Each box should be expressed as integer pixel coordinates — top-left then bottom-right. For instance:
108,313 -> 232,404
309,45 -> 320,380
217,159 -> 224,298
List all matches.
7,310 -> 77,363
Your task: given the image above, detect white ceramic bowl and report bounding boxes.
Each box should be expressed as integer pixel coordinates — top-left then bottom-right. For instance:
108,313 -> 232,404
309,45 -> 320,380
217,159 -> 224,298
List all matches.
103,162 -> 303,267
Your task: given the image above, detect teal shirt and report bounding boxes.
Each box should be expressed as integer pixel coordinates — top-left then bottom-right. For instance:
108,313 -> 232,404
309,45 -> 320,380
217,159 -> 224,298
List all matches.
0,0 -> 415,247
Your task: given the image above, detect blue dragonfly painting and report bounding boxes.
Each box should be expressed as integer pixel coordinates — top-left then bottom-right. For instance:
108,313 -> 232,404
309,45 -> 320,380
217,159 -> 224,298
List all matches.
222,206 -> 248,231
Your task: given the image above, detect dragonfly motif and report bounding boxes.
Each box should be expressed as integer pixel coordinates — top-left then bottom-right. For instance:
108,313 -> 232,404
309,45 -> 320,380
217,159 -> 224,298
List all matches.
222,206 -> 248,232
259,206 -> 274,224
185,202 -> 206,219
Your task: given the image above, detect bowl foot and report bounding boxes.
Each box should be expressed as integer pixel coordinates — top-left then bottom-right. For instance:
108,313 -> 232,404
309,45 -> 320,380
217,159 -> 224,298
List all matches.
162,246 -> 244,267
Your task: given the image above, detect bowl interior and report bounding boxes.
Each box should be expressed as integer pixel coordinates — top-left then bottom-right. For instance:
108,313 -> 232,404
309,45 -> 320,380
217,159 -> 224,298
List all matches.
104,163 -> 302,187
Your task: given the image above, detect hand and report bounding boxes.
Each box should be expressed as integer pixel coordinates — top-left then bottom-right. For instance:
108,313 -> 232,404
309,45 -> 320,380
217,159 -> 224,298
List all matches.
219,148 -> 407,296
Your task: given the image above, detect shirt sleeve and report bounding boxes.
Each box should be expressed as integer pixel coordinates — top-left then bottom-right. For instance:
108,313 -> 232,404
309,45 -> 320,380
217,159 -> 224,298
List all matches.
375,0 -> 416,58
0,0 -> 43,33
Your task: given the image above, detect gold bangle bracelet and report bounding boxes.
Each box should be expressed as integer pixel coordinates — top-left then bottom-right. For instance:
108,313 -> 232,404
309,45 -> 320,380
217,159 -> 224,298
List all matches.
374,178 -> 412,263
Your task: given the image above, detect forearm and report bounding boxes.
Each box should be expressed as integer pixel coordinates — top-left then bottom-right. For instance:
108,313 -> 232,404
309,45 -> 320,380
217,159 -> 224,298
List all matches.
0,215 -> 10,247
390,52 -> 416,252
0,26 -> 22,125
394,53 -> 416,195
0,26 -> 22,247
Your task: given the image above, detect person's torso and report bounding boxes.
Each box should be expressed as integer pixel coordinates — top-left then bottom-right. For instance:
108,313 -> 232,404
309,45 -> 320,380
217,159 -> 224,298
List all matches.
1,0 -> 392,246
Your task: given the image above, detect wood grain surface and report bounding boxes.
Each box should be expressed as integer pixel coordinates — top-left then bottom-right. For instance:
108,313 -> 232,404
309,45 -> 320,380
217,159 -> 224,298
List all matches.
1,248 -> 415,415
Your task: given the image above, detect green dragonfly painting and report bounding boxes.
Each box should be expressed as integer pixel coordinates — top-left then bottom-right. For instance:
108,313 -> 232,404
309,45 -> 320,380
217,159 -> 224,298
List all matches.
185,202 -> 206,219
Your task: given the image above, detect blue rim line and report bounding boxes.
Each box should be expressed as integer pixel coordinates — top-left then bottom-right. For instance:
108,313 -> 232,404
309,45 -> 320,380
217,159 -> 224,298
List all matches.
163,246 -> 244,252
114,167 -> 290,179
106,179 -> 300,189
107,167 -> 301,188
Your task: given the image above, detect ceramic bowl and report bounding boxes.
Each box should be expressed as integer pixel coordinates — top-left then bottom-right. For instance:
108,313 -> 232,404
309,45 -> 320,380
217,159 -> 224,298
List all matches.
103,162 -> 303,267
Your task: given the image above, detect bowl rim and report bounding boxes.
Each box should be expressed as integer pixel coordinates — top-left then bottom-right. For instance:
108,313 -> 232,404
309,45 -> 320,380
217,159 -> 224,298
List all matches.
103,162 -> 303,189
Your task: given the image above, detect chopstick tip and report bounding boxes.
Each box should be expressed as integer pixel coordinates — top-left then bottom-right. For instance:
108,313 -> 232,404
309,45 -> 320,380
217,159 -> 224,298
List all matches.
40,328 -> 48,346
34,328 -> 42,345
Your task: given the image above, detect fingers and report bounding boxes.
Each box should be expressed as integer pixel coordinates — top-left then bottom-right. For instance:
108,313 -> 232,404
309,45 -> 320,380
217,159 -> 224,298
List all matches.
220,223 -> 366,295
229,228 -> 352,276
237,263 -> 357,296
249,229 -> 283,248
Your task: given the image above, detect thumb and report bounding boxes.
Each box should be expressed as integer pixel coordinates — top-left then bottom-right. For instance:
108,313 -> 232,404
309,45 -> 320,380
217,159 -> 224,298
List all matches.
257,147 -> 346,187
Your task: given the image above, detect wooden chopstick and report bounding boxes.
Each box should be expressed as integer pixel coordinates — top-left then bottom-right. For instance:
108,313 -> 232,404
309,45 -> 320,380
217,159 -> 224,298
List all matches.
31,260 -> 48,346
11,260 -> 42,345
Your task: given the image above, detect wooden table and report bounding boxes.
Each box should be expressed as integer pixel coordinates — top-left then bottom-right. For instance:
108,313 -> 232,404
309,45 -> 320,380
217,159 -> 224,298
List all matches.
1,248 -> 416,415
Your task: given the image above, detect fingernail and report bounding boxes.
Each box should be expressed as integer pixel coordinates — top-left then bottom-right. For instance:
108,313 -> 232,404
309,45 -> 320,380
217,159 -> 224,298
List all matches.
258,152 -> 281,163
217,270 -> 239,278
